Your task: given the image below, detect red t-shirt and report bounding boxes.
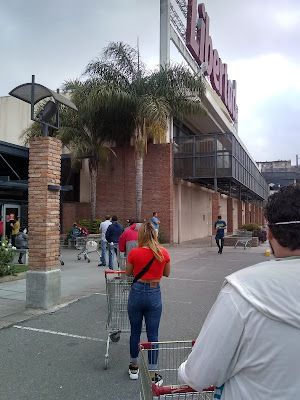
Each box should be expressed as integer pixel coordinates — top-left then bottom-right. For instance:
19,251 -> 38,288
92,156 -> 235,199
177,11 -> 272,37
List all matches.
127,247 -> 170,280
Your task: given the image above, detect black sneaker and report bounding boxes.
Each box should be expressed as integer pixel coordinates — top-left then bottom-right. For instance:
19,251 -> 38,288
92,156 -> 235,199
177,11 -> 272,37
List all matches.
98,263 -> 106,266
152,373 -> 163,386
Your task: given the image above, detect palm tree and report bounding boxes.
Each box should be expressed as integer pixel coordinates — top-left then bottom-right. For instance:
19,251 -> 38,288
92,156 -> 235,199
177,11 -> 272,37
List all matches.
85,42 -> 206,220
22,79 -> 135,221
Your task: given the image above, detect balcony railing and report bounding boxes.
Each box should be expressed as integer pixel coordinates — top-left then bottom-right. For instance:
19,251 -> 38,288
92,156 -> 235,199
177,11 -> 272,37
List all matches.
173,133 -> 269,200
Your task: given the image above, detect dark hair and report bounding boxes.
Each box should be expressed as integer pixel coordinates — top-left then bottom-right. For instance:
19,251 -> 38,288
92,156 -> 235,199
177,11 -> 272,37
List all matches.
264,184 -> 300,250
112,215 -> 118,222
218,215 -> 222,219
105,215 -> 110,220
153,212 -> 157,216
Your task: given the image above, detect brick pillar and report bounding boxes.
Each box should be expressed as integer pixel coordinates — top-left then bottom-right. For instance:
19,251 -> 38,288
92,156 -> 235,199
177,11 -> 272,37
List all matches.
237,200 -> 243,228
26,137 -> 62,309
227,197 -> 233,234
245,203 -> 250,224
212,192 -> 221,235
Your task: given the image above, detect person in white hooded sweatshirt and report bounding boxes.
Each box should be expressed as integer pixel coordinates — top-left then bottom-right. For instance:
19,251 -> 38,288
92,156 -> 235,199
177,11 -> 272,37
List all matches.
178,184 -> 300,400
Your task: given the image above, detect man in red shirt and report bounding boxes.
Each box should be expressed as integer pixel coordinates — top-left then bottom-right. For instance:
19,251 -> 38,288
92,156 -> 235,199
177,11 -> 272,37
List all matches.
118,219 -> 141,258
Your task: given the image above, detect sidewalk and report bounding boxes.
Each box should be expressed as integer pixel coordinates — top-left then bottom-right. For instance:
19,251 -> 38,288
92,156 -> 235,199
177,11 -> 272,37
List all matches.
0,239 -> 270,329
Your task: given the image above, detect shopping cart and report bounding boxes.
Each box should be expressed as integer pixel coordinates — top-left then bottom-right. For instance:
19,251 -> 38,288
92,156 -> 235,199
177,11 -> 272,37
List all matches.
117,249 -> 126,270
104,270 -> 145,369
76,236 -> 101,263
139,341 -> 214,400
59,234 -> 68,266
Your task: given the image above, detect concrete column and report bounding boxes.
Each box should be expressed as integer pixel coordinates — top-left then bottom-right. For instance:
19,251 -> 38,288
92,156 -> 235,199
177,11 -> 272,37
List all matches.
237,200 -> 243,228
212,192 -> 221,235
227,197 -> 234,234
245,203 -> 250,224
27,137 -> 62,309
160,0 -> 170,67
177,180 -> 182,244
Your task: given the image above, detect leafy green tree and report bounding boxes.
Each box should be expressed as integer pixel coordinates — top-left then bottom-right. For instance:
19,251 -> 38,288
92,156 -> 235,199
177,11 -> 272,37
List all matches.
86,42 -> 206,220
23,41 -> 206,222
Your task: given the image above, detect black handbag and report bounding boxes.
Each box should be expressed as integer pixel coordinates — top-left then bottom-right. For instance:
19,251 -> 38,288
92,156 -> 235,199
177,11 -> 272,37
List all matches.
132,256 -> 155,285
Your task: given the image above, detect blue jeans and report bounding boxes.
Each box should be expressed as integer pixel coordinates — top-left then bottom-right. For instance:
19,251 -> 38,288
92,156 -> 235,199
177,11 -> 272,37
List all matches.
108,242 -> 118,269
101,240 -> 107,265
127,281 -> 162,370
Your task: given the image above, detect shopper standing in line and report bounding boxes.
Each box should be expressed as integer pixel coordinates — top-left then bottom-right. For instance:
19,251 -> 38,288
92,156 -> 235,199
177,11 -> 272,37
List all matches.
105,215 -> 124,270
178,184 -> 300,399
126,222 -> 170,383
98,215 -> 111,267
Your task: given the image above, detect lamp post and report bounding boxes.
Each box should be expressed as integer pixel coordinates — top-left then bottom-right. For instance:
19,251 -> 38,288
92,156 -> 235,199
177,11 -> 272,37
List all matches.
9,76 -> 77,309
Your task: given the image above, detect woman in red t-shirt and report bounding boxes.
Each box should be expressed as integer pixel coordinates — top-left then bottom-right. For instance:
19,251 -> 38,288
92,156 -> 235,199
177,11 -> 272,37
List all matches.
126,222 -> 170,383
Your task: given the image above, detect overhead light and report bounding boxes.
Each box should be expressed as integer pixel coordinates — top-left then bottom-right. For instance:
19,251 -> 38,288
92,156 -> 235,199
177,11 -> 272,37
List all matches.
36,101 -> 58,123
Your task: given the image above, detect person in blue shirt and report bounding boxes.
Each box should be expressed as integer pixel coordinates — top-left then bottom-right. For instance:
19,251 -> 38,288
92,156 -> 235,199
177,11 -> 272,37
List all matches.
214,215 -> 227,254
151,212 -> 160,236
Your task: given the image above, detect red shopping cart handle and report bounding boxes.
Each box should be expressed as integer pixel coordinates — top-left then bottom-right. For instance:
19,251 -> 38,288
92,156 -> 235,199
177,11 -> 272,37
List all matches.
152,384 -> 214,396
105,270 -> 125,278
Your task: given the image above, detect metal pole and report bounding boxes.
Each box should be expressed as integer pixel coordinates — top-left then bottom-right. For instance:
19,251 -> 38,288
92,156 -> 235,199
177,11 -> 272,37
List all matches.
160,0 -> 170,67
42,124 -> 48,137
31,75 -> 35,121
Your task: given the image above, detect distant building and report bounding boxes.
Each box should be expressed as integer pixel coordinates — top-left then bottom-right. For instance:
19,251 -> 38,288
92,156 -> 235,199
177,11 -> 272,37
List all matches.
257,159 -> 300,191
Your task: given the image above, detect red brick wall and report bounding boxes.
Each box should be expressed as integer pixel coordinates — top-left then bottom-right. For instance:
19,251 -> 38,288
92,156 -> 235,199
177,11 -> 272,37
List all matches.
212,193 -> 220,234
62,203 -> 91,233
94,144 -> 173,242
28,137 -> 61,270
227,197 -> 233,234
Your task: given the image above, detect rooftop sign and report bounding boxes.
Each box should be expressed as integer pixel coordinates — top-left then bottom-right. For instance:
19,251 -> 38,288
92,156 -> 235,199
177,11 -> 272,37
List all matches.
186,1 -> 237,121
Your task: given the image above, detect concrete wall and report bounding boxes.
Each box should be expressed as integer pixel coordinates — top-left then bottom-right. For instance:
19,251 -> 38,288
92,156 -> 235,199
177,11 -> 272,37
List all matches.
173,180 -> 212,243
232,198 -> 239,233
219,195 -> 228,222
0,96 -> 31,145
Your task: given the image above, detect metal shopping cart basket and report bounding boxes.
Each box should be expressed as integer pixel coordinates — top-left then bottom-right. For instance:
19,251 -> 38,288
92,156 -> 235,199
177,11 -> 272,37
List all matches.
139,341 -> 214,400
76,236 -> 101,263
117,249 -> 126,270
104,270 -> 145,369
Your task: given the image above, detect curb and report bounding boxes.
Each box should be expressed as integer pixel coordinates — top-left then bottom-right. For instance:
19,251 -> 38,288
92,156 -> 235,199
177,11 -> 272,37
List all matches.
0,272 -> 26,284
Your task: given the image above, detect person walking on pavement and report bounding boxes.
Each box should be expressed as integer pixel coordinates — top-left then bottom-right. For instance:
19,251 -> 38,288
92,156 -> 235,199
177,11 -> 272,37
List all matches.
98,215 -> 111,267
151,212 -> 160,236
105,215 -> 124,270
126,222 -> 170,382
15,229 -> 28,264
178,184 -> 300,400
214,215 -> 226,254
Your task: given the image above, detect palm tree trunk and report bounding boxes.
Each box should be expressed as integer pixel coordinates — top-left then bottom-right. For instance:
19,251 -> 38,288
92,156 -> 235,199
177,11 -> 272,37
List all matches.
90,167 -> 97,222
136,153 -> 143,221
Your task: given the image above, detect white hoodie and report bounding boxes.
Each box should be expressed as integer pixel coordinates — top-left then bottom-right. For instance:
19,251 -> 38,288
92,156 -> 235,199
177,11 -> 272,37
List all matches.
178,258 -> 300,399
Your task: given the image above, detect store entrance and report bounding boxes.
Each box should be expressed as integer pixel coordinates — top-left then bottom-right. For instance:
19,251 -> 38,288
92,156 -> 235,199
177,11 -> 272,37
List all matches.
0,204 -> 21,240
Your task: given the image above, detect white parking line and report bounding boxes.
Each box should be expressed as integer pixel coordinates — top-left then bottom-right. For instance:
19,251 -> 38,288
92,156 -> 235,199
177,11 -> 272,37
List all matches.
13,325 -> 107,342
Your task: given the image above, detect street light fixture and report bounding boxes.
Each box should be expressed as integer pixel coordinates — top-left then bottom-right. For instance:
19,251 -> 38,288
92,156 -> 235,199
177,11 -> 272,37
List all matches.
9,75 -> 77,137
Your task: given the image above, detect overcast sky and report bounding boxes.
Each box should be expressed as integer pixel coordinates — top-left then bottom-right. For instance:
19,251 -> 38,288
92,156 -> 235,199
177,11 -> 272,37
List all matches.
1,0 -> 300,164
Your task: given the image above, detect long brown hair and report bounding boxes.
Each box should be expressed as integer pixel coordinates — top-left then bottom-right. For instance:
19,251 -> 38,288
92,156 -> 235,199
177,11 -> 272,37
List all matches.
138,222 -> 163,262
